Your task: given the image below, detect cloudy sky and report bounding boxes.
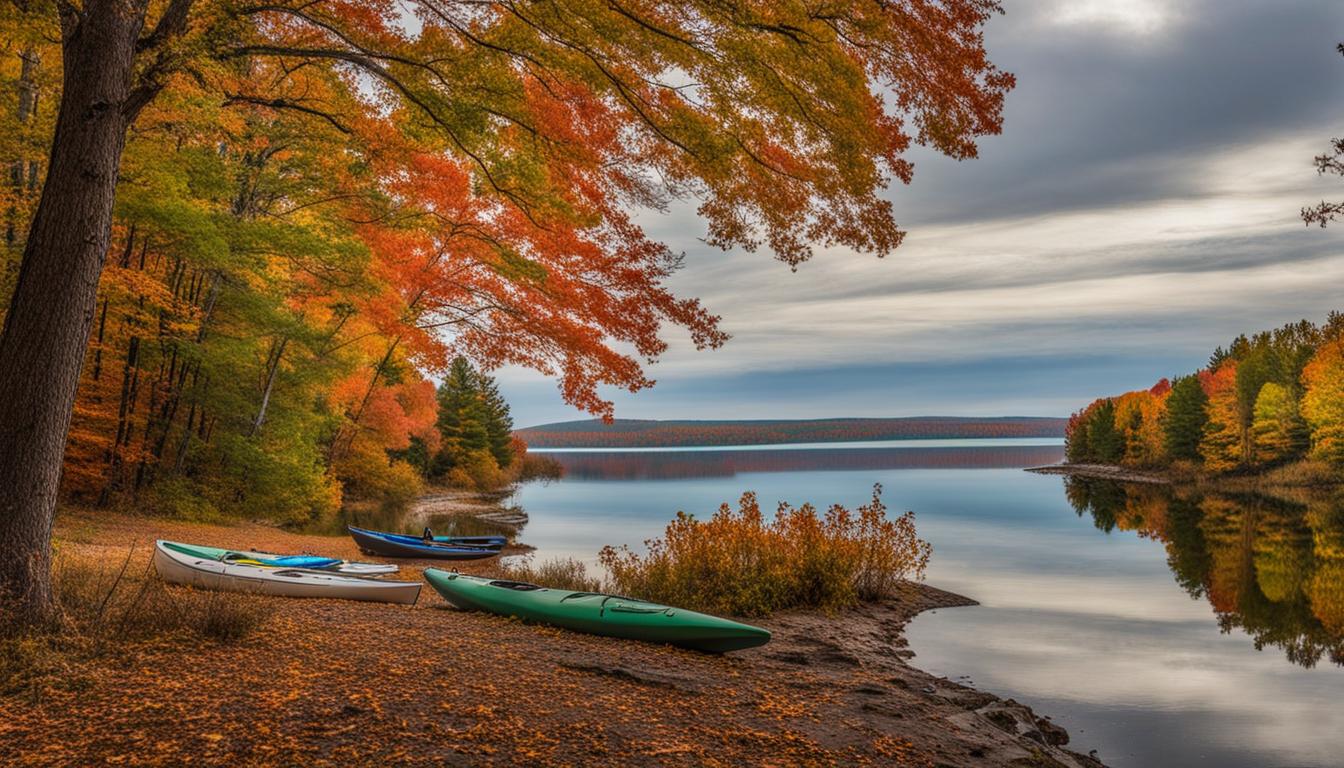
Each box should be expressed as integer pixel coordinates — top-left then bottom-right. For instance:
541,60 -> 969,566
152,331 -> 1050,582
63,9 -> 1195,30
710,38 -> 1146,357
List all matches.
499,0 -> 1344,428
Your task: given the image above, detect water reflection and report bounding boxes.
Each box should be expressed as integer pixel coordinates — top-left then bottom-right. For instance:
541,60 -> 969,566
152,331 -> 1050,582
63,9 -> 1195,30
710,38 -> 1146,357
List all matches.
1064,477 -> 1344,669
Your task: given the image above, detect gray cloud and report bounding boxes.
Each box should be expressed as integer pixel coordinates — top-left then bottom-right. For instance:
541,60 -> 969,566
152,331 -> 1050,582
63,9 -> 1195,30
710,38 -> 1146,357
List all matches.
500,0 -> 1344,426
898,0 -> 1344,226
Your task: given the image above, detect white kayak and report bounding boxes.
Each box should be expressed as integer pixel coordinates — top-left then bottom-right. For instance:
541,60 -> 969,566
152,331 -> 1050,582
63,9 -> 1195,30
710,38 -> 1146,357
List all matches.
153,540 -> 421,605
159,539 -> 399,576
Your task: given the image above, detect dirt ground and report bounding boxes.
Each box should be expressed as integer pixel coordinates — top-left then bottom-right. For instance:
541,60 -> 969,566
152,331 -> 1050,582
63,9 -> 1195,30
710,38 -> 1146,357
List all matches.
1,510 -> 1105,767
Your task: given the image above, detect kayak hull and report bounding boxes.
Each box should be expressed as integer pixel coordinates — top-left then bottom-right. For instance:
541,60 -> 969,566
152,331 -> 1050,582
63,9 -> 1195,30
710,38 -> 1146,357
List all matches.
153,540 -> 420,604
348,526 -> 501,561
423,569 -> 770,653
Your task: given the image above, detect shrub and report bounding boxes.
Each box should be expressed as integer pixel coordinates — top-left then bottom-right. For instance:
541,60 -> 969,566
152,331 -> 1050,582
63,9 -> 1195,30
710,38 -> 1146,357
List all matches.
443,448 -> 508,491
492,557 -> 601,593
599,484 -> 930,617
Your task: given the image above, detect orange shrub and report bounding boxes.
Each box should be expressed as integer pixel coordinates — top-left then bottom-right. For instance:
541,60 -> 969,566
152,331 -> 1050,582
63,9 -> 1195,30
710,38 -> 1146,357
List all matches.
598,484 -> 931,617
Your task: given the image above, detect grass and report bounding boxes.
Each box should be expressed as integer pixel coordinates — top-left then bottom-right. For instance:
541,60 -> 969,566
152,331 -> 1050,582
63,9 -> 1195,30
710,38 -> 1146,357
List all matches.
599,484 -> 931,617
491,557 -> 601,593
1258,460 -> 1342,487
2,546 -> 273,699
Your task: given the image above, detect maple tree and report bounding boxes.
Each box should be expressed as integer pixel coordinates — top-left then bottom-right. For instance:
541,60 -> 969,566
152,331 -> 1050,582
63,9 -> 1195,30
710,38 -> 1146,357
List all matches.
1301,336 -> 1344,465
1199,361 -> 1242,473
0,1 -> 1013,619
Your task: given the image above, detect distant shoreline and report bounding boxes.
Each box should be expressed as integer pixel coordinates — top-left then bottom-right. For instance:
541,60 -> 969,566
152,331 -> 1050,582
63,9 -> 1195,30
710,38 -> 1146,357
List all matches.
532,436 -> 1066,453
518,416 -> 1067,449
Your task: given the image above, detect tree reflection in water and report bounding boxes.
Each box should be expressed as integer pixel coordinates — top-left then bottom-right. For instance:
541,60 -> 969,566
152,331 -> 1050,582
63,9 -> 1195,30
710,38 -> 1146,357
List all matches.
1064,477 -> 1344,668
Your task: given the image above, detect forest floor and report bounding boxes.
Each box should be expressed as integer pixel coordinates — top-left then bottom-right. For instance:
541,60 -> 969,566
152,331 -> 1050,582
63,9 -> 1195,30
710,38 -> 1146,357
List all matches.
2,507 -> 1106,768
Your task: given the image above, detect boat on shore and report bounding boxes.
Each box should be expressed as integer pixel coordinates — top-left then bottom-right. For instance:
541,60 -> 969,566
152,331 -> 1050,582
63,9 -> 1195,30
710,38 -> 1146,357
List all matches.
153,540 -> 421,604
422,569 -> 771,652
159,540 -> 399,575
347,526 -> 503,560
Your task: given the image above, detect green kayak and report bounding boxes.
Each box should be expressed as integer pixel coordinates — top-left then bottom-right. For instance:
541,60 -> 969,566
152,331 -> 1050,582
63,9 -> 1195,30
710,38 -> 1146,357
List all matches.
422,569 -> 770,653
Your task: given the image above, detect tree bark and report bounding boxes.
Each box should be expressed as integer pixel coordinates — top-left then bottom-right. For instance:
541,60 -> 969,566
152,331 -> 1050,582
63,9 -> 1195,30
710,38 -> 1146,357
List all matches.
0,0 -> 147,621
248,336 -> 288,437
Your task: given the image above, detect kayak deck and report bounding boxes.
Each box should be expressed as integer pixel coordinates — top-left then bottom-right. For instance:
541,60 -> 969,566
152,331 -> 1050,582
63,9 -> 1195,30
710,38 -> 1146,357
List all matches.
423,569 -> 770,652
348,526 -> 502,561
153,540 -> 420,604
158,540 -> 397,575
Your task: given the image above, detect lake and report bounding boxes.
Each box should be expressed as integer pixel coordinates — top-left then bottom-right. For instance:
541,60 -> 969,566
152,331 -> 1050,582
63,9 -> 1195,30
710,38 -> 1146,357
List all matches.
504,439 -> 1344,768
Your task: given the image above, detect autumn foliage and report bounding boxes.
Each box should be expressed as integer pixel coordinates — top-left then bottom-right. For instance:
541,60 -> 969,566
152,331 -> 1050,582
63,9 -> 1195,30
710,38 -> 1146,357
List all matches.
0,1 -> 1014,526
599,484 -> 931,617
1067,315 -> 1344,477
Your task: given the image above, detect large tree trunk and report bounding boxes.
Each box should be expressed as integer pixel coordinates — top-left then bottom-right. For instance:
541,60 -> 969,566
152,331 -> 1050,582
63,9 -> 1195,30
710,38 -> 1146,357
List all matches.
0,0 -> 147,621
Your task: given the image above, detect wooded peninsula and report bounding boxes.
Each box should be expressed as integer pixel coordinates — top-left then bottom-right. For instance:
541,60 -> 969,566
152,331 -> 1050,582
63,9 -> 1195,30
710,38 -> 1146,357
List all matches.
1064,313 -> 1344,484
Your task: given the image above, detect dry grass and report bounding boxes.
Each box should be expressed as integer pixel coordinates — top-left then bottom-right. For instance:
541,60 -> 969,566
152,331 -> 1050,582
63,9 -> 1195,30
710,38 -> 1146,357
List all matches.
491,556 -> 601,592
599,484 -> 931,617
1259,459 -> 1342,487
2,547 -> 272,698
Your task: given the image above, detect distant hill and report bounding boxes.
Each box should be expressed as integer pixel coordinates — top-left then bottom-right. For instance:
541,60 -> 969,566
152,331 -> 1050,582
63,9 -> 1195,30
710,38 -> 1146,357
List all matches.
515,417 -> 1067,448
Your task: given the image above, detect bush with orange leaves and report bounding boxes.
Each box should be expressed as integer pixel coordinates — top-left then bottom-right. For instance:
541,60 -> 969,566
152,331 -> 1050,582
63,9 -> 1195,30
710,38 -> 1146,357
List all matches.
599,484 -> 931,617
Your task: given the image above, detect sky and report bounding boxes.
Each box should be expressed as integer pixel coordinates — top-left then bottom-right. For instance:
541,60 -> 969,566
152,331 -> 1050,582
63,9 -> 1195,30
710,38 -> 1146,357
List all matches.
498,0 -> 1344,429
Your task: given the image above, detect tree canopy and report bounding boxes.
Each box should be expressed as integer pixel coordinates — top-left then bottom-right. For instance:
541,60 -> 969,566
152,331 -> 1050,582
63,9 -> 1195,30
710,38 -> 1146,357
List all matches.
0,0 -> 1013,615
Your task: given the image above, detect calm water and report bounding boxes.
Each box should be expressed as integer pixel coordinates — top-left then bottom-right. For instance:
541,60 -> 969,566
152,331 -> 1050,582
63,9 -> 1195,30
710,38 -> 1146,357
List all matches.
503,440 -> 1344,768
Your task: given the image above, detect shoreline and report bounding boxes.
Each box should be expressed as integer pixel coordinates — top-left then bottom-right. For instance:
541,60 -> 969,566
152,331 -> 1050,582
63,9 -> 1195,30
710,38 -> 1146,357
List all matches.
9,504 -> 1105,767
1026,461 -> 1343,492
406,486 -> 530,528
1025,463 -> 1170,484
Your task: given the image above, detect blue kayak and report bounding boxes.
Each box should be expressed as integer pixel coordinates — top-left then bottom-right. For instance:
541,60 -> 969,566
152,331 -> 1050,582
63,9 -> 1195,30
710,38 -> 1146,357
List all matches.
347,526 -> 503,561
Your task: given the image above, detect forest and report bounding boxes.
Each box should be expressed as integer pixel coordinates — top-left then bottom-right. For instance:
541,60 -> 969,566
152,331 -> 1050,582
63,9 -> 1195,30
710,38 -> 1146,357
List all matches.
0,0 -> 1014,619
518,416 -> 1066,448
1066,313 -> 1344,478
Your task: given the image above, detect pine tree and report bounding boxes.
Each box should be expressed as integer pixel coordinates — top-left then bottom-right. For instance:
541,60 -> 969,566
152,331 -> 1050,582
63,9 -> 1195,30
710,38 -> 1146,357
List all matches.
431,356 -> 516,484
1163,375 -> 1209,462
477,373 -> 515,469
1088,399 -> 1124,464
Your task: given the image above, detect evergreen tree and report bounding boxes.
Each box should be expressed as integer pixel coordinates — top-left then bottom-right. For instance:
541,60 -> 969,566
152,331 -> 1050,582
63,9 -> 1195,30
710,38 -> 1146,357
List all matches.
432,356 -> 516,483
1089,399 -> 1124,464
477,374 -> 515,469
1163,375 -> 1209,461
